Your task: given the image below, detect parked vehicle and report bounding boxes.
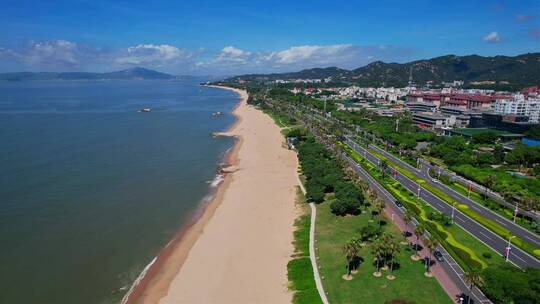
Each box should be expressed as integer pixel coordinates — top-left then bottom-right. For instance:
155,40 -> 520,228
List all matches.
434,250 -> 444,262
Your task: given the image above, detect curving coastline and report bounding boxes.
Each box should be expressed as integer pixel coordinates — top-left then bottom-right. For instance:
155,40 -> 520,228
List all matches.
124,86 -> 299,304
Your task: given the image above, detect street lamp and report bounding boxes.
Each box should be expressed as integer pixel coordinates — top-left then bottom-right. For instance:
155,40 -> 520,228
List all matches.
513,203 -> 519,223
505,235 -> 516,262
417,184 -> 421,198
391,213 -> 395,223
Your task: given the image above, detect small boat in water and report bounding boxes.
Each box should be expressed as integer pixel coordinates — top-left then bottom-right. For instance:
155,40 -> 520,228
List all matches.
212,111 -> 223,116
138,108 -> 151,113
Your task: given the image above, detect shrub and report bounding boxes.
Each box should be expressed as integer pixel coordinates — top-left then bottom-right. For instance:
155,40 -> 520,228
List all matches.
330,199 -> 360,216
305,179 -> 325,203
482,252 -> 492,259
482,265 -> 540,304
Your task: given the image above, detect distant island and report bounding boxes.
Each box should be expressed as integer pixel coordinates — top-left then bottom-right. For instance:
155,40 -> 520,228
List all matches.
226,52 -> 540,89
0,67 -> 176,81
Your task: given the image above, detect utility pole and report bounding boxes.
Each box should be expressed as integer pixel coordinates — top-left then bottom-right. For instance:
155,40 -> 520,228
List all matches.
513,203 -> 519,223
451,202 -> 456,224
395,118 -> 400,132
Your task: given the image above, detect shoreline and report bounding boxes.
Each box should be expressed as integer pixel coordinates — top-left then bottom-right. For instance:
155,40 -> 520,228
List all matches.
123,86 -> 246,304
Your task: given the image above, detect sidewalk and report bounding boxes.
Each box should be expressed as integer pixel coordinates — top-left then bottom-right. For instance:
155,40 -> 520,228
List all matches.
382,206 -> 462,302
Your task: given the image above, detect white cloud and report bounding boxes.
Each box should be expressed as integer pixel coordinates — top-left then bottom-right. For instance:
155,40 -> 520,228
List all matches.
0,40 -> 415,75
196,44 -> 413,75
212,46 -> 252,64
19,40 -> 84,67
482,31 -> 501,43
220,46 -> 249,58
115,44 -> 194,66
272,44 -> 353,64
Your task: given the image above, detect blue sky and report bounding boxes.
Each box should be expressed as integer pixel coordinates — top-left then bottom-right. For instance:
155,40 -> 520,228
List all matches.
0,0 -> 538,74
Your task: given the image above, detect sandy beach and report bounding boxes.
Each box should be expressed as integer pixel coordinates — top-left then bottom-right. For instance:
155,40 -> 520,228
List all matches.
126,86 -> 299,304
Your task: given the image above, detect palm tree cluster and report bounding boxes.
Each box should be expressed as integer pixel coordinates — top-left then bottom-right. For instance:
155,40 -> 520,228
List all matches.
371,233 -> 401,280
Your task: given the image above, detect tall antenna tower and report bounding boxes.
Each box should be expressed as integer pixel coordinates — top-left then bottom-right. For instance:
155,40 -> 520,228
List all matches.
408,65 -> 414,89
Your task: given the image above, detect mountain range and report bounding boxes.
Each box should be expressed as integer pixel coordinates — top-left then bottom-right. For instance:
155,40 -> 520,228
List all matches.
0,67 -> 175,81
227,53 -> 540,87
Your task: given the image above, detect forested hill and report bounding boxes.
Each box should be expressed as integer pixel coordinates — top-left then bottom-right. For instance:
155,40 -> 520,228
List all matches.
227,53 -> 540,87
0,67 -> 175,81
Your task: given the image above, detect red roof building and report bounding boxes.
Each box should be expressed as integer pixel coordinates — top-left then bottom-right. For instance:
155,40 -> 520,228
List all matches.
444,93 -> 494,110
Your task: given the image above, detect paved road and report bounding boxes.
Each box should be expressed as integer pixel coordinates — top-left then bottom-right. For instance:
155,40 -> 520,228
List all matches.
369,144 -> 540,248
418,159 -> 540,222
342,155 -> 491,304
345,139 -> 540,269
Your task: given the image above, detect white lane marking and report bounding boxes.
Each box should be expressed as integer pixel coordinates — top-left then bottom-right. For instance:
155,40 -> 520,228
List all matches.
493,217 -> 508,226
524,235 -> 540,246
479,231 -> 492,240
512,253 -> 527,264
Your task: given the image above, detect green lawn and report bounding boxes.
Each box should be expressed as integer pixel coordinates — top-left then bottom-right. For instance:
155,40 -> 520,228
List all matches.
287,190 -> 321,304
315,201 -> 452,304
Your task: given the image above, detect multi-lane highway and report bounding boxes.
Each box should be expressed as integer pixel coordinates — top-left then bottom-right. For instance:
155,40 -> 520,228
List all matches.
417,157 -> 540,222
342,155 -> 491,304
369,144 -> 540,249
345,138 -> 540,269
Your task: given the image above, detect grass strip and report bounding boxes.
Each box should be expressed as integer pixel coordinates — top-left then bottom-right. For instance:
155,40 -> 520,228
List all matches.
287,192 -> 322,304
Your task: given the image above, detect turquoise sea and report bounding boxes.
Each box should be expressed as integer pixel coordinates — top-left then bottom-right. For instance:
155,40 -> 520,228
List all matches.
0,80 -> 237,304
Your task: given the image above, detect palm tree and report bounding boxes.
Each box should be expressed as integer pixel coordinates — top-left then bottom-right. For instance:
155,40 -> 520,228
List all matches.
375,199 -> 386,228
403,210 -> 413,238
463,269 -> 484,304
342,239 -> 359,280
424,238 -> 439,276
386,239 -> 401,280
380,159 -> 389,178
484,174 -> 496,200
371,240 -> 384,277
412,224 -> 425,260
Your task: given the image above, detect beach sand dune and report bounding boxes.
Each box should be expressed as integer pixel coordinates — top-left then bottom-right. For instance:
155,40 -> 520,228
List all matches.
130,88 -> 299,304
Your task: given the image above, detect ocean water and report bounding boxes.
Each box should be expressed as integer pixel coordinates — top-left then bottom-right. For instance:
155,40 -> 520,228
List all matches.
0,80 -> 237,304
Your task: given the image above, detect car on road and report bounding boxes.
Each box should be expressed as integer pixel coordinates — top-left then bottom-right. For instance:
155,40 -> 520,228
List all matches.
395,200 -> 403,208
434,250 -> 444,262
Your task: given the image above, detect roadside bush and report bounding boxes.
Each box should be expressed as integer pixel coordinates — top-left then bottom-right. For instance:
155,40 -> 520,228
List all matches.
482,252 -> 492,259
450,244 -> 484,270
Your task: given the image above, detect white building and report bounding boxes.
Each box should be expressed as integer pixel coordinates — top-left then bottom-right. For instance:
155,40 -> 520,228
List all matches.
494,94 -> 540,123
